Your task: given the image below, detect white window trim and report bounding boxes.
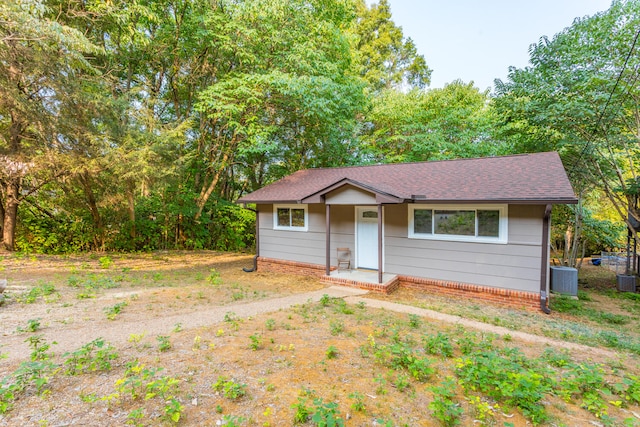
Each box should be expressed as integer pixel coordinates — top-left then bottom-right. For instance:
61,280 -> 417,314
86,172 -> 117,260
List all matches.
408,204 -> 508,244
273,204 -> 309,231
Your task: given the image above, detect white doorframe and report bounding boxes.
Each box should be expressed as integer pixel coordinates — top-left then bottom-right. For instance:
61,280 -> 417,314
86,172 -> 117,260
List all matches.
355,206 -> 384,270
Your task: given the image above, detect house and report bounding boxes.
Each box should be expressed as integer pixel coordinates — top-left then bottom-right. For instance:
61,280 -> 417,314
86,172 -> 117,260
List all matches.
237,152 -> 577,312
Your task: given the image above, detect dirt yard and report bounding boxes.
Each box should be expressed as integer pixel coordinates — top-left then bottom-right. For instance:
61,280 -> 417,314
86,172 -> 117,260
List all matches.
0,252 -> 639,426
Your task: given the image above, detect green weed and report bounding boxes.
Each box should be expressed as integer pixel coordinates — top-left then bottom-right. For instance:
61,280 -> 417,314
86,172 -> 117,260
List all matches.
423,332 -> 454,358
249,333 -> 262,351
63,338 -> 119,375
99,256 -> 113,269
311,398 -> 344,427
325,345 -> 339,359
17,318 -> 41,333
265,318 -> 276,331
207,269 -> 222,286
156,335 -> 171,352
213,376 -> 247,400
429,377 -> 463,427
329,319 -> 344,336
104,302 -> 128,320
348,391 -> 366,412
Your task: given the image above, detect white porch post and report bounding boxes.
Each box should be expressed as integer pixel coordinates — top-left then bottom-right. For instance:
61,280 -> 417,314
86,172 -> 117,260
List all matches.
378,204 -> 383,284
325,204 -> 331,276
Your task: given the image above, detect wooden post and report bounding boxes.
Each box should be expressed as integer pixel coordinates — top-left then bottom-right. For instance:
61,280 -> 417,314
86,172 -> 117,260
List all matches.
378,204 -> 383,284
326,204 -> 331,276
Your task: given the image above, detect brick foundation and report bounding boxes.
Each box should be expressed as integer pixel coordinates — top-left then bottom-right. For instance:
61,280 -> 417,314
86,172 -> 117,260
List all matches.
257,257 -> 541,310
258,257 -> 332,278
320,275 -> 400,294
398,276 -> 541,311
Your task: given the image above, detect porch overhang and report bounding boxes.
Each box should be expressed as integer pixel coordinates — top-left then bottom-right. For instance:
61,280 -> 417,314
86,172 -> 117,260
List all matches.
301,178 -> 404,204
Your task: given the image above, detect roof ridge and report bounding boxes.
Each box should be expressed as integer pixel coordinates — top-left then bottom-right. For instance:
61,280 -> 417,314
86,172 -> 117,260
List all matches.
301,152 -> 555,172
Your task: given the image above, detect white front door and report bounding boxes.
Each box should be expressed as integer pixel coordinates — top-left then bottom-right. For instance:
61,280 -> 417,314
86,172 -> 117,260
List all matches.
356,207 -> 379,269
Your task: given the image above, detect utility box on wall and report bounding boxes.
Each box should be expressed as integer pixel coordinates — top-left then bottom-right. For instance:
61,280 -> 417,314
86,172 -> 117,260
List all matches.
550,266 -> 578,296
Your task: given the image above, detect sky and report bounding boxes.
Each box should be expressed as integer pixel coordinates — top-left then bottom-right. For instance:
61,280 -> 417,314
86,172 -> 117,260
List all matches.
383,0 -> 613,92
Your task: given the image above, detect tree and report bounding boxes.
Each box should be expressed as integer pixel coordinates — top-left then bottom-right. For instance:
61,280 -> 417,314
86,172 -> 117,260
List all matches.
361,80 -> 506,163
351,0 -> 431,91
0,0 -> 101,250
196,0 -> 366,202
493,0 -> 640,245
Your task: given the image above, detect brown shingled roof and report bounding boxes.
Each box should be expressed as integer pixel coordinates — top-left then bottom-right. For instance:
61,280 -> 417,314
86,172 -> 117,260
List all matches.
237,152 -> 577,205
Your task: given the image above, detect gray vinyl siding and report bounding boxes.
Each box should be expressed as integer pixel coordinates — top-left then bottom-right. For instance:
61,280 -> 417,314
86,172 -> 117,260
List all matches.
326,185 -> 377,205
258,204 -> 356,266
384,204 -> 544,293
328,206 -> 355,266
259,202 -> 545,293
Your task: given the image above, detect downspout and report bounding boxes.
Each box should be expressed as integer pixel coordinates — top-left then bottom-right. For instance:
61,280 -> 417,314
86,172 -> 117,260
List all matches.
540,204 -> 552,314
243,206 -> 259,273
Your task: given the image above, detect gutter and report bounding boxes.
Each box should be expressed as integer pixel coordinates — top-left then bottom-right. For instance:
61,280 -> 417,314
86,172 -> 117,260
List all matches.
540,204 -> 552,314
241,205 -> 259,273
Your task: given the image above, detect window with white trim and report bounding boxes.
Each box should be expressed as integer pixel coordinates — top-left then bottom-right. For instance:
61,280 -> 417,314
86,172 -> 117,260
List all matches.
408,204 -> 507,243
273,204 -> 308,231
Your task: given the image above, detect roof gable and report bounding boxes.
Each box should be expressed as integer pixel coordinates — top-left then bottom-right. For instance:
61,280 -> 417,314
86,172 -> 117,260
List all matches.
301,178 -> 403,204
237,152 -> 578,205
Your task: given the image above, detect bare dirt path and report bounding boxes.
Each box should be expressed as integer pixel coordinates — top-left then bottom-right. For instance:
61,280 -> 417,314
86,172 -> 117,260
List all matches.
2,284 -> 618,364
1,286 -> 368,362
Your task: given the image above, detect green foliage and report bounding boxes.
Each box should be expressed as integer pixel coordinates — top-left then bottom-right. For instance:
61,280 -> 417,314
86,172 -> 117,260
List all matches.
17,318 -> 41,333
372,341 -> 434,382
16,282 -> 57,304
320,294 -> 332,307
207,269 -> 222,286
104,302 -> 128,320
551,295 -> 631,326
265,318 -> 276,331
212,376 -> 247,400
423,332 -> 454,358
408,314 -> 421,328
539,348 -> 571,368
221,415 -> 246,426
558,363 -> 609,417
348,391 -> 365,412
493,0 -> 640,238
113,361 -> 164,401
429,377 -> 463,427
352,0 -> 431,91
329,319 -> 345,336
325,346 -> 339,360
249,333 -> 262,351
27,334 -> 55,362
99,256 -> 113,269
361,82 -> 506,164
617,375 -> 640,405
311,398 -> 344,427
63,338 -> 119,375
291,397 -> 311,424
156,336 -> 172,352
455,349 -> 551,424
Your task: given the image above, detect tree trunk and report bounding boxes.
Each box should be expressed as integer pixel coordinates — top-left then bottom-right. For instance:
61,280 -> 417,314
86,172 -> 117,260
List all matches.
2,178 -> 20,251
79,171 -> 104,250
0,195 -> 5,241
194,151 -> 230,221
126,180 -> 136,242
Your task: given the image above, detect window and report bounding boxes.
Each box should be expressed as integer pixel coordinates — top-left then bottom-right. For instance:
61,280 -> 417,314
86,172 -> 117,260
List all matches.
274,204 -> 308,231
409,205 -> 507,243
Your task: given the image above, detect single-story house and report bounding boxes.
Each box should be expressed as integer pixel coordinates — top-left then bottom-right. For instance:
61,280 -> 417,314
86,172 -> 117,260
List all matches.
237,152 -> 577,312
